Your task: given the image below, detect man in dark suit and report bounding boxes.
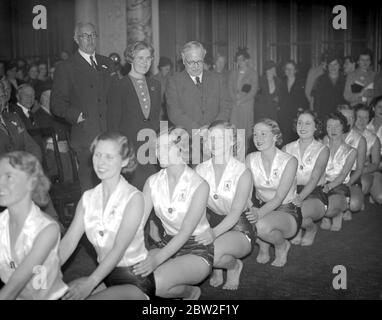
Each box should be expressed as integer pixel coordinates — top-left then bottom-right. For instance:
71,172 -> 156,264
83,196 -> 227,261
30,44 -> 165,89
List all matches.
165,41 -> 232,134
51,22 -> 116,192
10,84 -> 37,130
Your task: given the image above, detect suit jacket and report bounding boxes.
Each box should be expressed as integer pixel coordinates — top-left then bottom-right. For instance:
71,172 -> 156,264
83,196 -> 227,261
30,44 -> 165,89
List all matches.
0,111 -> 42,161
51,51 -> 116,149
107,75 -> 161,190
10,103 -> 35,130
33,107 -> 71,141
165,70 -> 232,132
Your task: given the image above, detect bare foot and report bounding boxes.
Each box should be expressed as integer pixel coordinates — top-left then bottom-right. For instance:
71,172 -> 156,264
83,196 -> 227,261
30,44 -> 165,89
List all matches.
331,212 -> 343,231
256,249 -> 270,264
209,269 -> 223,288
183,286 -> 201,300
271,241 -> 291,267
291,229 -> 303,245
301,224 -> 318,246
320,217 -> 331,230
223,259 -> 243,290
343,210 -> 352,221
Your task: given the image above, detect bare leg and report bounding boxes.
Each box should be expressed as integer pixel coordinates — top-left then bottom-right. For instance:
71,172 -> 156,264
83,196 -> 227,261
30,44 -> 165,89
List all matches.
256,239 -> 270,264
300,199 -> 325,246
370,172 -> 382,204
88,284 -> 148,300
325,194 -> 347,232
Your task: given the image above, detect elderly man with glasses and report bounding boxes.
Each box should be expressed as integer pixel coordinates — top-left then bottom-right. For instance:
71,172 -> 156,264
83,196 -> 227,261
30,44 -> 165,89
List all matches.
165,41 -> 232,159
51,22 -> 117,192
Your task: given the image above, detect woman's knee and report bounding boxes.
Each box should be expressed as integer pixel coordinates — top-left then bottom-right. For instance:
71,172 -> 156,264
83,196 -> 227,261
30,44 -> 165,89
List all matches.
255,220 -> 272,237
349,196 -> 363,212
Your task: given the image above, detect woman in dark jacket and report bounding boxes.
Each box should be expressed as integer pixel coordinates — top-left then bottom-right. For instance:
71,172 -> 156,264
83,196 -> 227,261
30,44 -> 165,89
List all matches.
107,41 -> 161,191
278,61 -> 309,145
255,60 -> 281,122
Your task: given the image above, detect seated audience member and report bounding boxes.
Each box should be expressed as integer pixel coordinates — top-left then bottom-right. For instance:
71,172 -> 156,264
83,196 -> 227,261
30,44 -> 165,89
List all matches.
0,151 -> 67,300
0,61 -> 5,81
343,56 -> 356,77
284,110 -> 329,246
195,121 -> 255,290
25,64 -> 41,91
344,49 -> 375,106
34,89 -> 73,182
246,119 -> 300,267
11,84 -> 38,130
320,112 -> 357,232
108,53 -> 123,79
59,132 -> 154,300
5,62 -> 19,105
133,127 -> 213,300
152,56 -> 173,104
337,105 -> 366,219
35,62 -> 52,101
354,104 -> 382,204
367,95 -> 382,156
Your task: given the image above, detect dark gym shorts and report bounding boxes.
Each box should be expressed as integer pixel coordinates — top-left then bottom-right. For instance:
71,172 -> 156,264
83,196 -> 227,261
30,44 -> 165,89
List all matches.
104,265 -> 156,298
253,198 -> 302,240
155,233 -> 214,268
326,183 -> 350,198
206,207 -> 257,251
297,185 -> 328,206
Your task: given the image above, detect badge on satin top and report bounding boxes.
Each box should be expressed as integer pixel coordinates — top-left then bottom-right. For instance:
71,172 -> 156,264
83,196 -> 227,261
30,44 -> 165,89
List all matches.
223,180 -> 232,191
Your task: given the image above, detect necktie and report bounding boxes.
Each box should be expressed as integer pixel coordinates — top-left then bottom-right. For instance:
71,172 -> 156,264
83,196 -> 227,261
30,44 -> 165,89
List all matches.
28,109 -> 35,126
90,56 -> 99,71
195,76 -> 202,88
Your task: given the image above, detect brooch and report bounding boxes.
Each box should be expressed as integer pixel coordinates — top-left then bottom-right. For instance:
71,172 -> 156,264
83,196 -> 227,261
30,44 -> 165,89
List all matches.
101,65 -> 108,69
178,189 -> 187,202
223,180 -> 232,191
272,169 -> 279,179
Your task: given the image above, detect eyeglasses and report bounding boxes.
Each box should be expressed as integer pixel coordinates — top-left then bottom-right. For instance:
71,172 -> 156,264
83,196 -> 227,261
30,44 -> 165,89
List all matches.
78,33 -> 98,40
185,59 -> 204,67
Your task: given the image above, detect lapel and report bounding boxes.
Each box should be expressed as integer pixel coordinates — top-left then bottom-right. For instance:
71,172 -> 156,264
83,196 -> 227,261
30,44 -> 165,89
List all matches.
73,51 -> 98,77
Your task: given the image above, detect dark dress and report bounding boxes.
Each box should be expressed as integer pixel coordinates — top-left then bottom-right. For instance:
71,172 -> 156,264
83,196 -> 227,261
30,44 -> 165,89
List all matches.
278,76 -> 309,145
107,75 -> 161,190
255,75 -> 281,121
312,73 -> 346,120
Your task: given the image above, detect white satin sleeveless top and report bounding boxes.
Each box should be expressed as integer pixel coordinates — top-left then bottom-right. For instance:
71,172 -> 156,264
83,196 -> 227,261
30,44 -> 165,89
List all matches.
360,129 -> 378,160
82,176 -> 148,267
247,149 -> 297,204
149,166 -> 210,236
324,143 -> 354,184
0,203 -> 67,300
345,129 -> 363,170
366,119 -> 382,155
285,139 -> 326,186
195,156 -> 250,216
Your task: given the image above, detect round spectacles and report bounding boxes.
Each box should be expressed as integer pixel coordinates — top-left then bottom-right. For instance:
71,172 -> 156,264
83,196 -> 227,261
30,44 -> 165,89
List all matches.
185,59 -> 204,67
79,33 -> 98,40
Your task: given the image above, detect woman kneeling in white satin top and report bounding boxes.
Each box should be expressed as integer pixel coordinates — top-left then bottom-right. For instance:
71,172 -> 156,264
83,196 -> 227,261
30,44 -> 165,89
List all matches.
59,132 -> 154,300
284,110 -> 329,246
245,119 -> 300,267
0,151 -> 67,300
354,104 -> 382,204
133,127 -> 213,300
320,112 -> 357,232
336,105 -> 366,220
195,121 -> 254,290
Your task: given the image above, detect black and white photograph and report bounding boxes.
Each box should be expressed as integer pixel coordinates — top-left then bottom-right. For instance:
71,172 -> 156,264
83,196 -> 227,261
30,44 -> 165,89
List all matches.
0,0 -> 381,307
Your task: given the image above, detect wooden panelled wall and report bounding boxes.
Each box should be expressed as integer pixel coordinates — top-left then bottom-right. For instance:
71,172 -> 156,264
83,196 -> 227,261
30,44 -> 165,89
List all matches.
159,0 -> 382,76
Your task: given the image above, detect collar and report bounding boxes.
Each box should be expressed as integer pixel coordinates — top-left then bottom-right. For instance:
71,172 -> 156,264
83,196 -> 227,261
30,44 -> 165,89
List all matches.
189,72 -> 203,84
78,49 -> 97,66
17,102 -> 31,118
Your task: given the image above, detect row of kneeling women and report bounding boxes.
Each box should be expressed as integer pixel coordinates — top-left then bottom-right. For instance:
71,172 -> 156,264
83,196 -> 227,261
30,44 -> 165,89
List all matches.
0,96 -> 382,299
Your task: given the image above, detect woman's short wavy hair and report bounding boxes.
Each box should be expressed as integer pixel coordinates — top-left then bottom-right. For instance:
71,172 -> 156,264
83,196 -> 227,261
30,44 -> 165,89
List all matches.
208,120 -> 239,154
157,126 -> 191,164
124,41 -> 154,64
293,109 -> 324,139
354,103 -> 372,122
325,111 -> 350,134
90,131 -> 137,174
253,118 -> 283,147
370,95 -> 382,119
0,151 -> 50,206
